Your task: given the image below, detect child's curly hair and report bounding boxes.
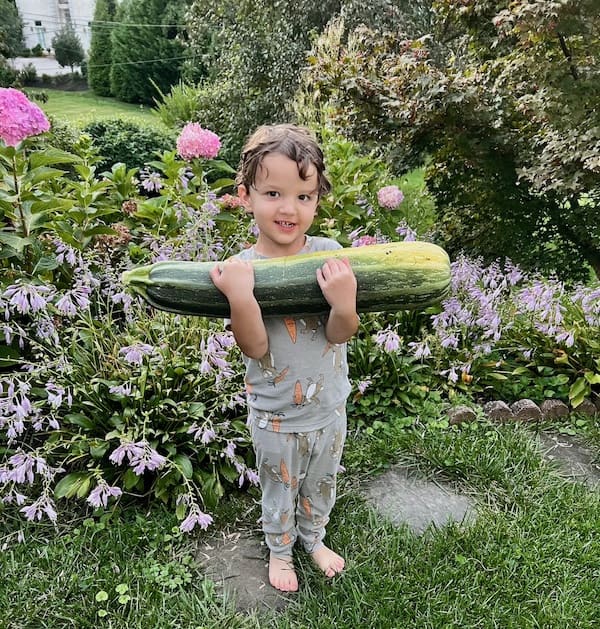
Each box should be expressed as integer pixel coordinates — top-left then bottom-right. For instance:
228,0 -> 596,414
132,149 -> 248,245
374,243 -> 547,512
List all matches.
236,124 -> 331,197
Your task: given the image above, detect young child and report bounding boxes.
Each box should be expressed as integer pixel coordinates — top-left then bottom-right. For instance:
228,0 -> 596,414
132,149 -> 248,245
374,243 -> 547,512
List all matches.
209,124 -> 358,592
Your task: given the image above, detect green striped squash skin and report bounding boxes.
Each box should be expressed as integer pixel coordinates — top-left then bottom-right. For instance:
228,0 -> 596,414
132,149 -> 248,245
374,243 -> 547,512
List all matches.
121,241 -> 451,318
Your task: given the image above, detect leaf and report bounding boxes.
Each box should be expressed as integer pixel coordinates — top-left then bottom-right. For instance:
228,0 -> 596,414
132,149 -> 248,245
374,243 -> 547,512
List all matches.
32,255 -> 59,274
65,413 -> 96,430
29,148 -> 80,169
584,371 -> 600,385
123,468 -> 141,490
173,454 -> 193,480
54,472 -> 92,499
0,232 -> 33,253
24,167 -> 68,186
569,377 -> 589,408
95,590 -> 109,603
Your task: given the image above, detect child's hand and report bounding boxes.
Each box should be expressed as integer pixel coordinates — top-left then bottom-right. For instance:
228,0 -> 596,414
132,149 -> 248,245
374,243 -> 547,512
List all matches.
209,258 -> 255,303
316,257 -> 357,311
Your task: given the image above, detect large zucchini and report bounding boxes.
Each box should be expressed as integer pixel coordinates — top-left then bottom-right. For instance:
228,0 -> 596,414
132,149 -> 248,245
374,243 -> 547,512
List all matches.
122,241 -> 451,317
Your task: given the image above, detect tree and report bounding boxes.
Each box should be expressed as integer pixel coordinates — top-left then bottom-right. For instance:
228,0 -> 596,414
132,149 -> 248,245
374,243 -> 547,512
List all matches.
0,0 -> 24,58
109,0 -> 187,104
88,0 -> 117,96
297,1 -> 600,281
52,26 -> 85,72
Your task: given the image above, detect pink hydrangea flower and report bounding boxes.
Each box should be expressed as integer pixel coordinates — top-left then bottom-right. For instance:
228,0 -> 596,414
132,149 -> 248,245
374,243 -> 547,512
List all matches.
377,185 -> 404,209
176,123 -> 221,160
0,88 -> 50,147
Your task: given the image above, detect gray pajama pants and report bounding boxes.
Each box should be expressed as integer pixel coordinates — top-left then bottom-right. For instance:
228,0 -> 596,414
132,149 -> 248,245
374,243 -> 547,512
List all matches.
251,409 -> 347,557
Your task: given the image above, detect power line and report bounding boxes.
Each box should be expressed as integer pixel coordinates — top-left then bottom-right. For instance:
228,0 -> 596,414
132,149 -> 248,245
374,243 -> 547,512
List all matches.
19,12 -> 188,29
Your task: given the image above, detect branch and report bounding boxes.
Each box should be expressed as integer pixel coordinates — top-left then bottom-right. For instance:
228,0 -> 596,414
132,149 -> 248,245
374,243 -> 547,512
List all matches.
556,31 -> 579,80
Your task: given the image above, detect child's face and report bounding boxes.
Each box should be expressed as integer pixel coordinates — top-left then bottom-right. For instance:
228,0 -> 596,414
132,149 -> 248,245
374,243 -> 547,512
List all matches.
238,152 -> 319,257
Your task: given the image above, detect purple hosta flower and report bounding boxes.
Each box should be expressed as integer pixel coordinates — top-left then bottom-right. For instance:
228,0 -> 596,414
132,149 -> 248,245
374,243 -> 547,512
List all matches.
375,327 -> 401,352
249,223 -> 260,238
0,88 -> 50,146
109,440 -> 166,475
245,468 -> 260,486
111,290 -> 134,313
87,480 -> 123,508
555,329 -> 575,348
55,292 -> 77,316
200,333 -> 235,384
2,489 -> 27,505
504,260 -> 525,286
140,170 -> 163,193
352,234 -> 380,247
201,191 -> 220,219
180,506 -> 214,532
20,494 -> 57,522
573,286 -> 600,327
223,441 -> 236,460
45,383 -> 71,409
356,196 -> 375,216
119,342 -> 155,366
396,221 -> 417,242
176,123 -> 221,160
516,279 -> 566,340
35,316 -> 57,342
357,378 -> 372,394
3,282 -> 53,315
409,339 -> 432,359
178,167 -> 194,190
441,366 -> 459,383
440,333 -> 460,349
377,185 -> 404,209
54,240 -> 81,267
3,451 -> 51,484
109,382 -> 133,397
109,441 -> 144,466
187,422 -> 217,444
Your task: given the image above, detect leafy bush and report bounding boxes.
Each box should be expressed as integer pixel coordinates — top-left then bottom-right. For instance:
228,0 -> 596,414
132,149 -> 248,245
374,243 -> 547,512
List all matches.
82,119 -> 176,171
1,104 -> 259,532
0,62 -> 18,88
152,80 -> 203,130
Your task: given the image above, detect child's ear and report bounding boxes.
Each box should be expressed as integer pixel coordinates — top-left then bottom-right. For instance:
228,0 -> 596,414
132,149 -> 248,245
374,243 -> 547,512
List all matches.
237,185 -> 253,214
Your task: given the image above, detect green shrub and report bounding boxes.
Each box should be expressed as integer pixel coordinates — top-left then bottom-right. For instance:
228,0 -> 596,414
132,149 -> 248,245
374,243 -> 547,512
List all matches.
152,80 -> 202,130
0,62 -> 18,88
82,118 -> 175,170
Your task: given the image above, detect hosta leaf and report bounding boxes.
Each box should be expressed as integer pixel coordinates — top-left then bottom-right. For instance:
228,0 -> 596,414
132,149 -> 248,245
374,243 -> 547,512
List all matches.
173,454 -> 193,479
55,472 -> 92,499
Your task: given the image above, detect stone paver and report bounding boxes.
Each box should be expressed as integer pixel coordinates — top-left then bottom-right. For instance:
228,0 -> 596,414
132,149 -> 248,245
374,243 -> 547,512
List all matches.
196,530 -> 292,612
362,467 -> 476,534
537,432 -> 600,488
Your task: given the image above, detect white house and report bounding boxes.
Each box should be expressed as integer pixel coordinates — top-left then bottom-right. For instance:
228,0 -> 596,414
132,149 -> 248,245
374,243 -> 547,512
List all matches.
15,0 -> 96,54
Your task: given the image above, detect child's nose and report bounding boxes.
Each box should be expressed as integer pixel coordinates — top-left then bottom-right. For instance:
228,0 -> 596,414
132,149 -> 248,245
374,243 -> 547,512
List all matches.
279,196 -> 296,213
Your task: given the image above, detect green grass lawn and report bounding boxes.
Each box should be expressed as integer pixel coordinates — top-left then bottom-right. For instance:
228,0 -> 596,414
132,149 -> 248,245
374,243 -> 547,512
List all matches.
36,89 -> 159,126
2,416 -> 599,628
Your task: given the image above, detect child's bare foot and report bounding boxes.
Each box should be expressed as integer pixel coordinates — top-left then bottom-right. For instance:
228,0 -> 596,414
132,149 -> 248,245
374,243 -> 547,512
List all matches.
310,544 -> 345,578
269,553 -> 298,592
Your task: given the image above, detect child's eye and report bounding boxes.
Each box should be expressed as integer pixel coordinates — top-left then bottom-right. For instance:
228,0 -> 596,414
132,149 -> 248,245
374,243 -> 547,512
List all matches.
299,194 -> 313,202
266,191 -> 280,198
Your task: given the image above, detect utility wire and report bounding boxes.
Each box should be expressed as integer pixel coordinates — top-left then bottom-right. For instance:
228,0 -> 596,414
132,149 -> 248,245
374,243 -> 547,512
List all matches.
19,12 -> 188,28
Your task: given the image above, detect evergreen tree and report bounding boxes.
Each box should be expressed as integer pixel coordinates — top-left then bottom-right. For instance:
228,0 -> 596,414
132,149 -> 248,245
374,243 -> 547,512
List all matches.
0,0 -> 24,58
52,26 -> 85,72
88,0 -> 117,96
110,0 -> 187,104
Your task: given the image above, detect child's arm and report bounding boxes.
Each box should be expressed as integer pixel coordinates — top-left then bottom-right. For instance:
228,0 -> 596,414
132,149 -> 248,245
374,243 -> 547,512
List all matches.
209,259 -> 268,359
317,257 -> 359,344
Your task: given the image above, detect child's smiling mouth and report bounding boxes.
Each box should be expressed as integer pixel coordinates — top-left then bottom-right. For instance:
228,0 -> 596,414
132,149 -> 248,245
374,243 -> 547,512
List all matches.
276,220 -> 296,228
